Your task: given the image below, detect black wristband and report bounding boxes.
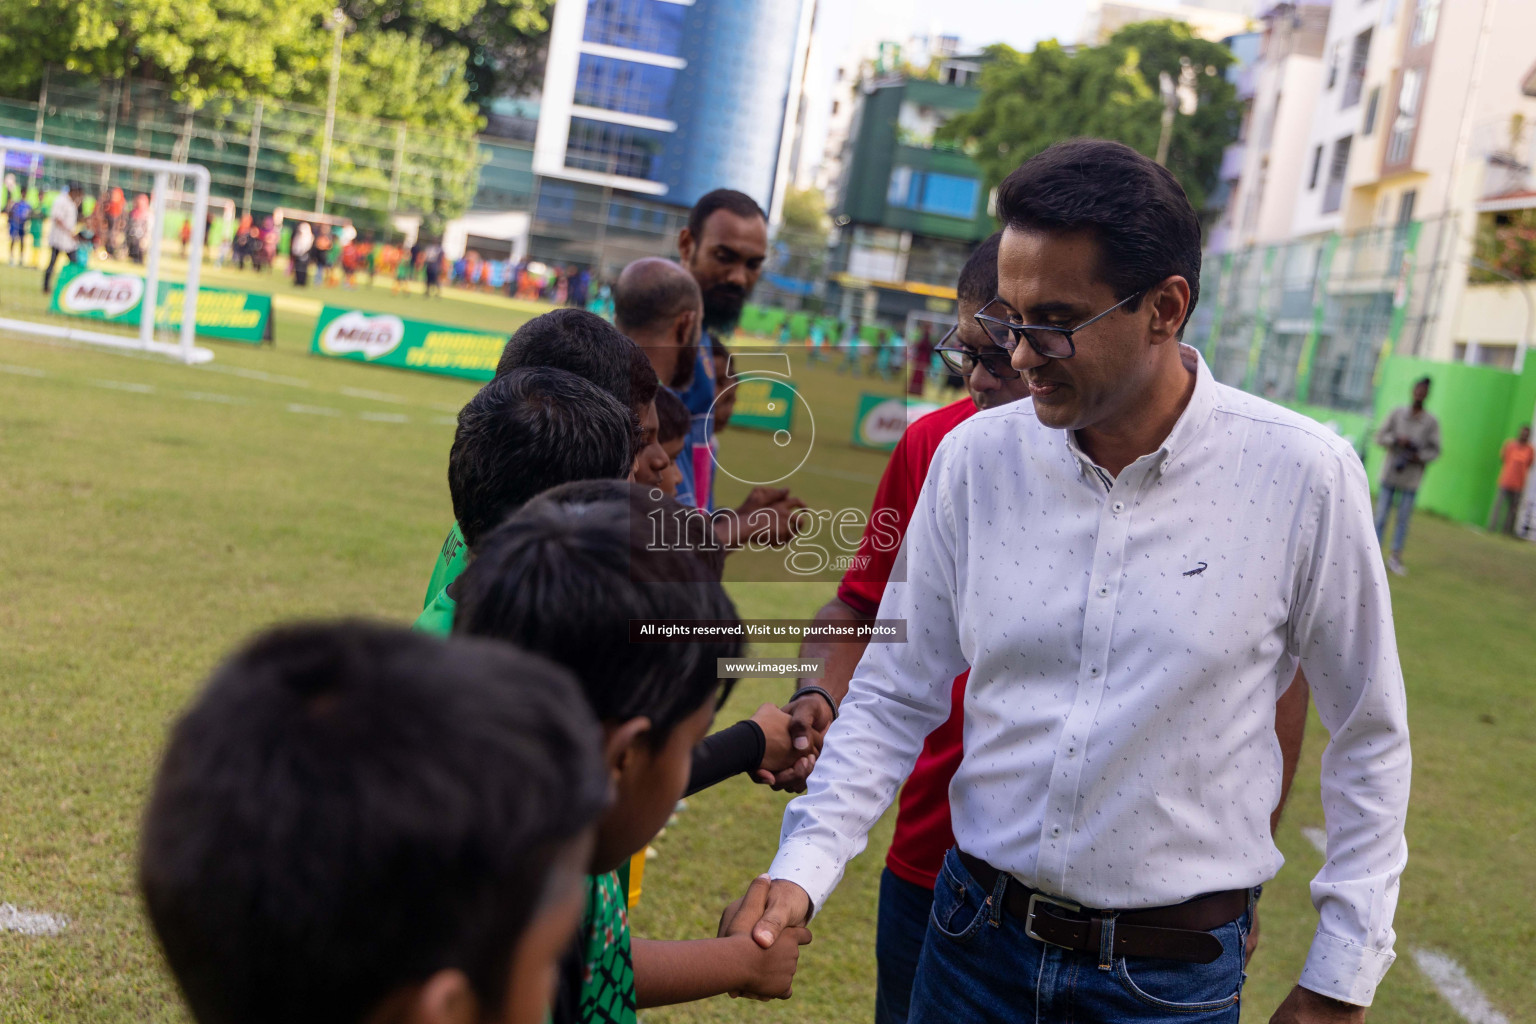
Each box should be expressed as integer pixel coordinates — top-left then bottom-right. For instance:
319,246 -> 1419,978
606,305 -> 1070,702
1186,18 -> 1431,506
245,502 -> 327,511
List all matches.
790,685 -> 838,721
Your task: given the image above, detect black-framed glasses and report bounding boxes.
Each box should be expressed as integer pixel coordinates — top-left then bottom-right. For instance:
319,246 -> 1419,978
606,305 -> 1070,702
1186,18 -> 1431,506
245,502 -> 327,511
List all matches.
973,291 -> 1145,360
932,326 -> 1020,380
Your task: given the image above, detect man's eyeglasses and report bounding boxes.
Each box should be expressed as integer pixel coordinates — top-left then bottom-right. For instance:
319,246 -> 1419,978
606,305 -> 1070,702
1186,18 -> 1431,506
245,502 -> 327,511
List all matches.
972,291 -> 1145,360
932,325 -> 1021,381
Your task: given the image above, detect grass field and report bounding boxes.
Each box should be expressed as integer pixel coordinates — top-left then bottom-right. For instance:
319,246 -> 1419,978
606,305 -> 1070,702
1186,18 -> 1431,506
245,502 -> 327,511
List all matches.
0,259 -> 1532,1023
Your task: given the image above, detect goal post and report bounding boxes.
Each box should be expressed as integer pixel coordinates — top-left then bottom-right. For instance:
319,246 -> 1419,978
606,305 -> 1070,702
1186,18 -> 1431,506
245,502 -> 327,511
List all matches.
0,138 -> 213,365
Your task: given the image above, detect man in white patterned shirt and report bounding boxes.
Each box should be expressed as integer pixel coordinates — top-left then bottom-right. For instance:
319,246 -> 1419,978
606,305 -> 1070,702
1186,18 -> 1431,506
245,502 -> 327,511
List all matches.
727,140 -> 1410,1023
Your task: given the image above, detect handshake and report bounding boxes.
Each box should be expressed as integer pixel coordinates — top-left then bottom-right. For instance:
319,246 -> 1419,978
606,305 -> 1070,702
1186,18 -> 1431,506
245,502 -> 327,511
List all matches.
715,875 -> 817,1000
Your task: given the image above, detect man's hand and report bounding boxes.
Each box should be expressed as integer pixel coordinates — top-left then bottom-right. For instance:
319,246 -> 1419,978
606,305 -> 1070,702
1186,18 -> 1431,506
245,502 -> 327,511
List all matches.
1244,903 -> 1260,966
748,703 -> 815,785
720,876 -> 813,951
717,875 -> 813,1000
756,691 -> 835,791
1269,986 -> 1366,1024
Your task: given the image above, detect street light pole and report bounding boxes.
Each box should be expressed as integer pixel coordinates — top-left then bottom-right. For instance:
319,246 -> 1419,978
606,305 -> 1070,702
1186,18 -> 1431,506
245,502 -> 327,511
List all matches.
316,8 -> 347,215
1156,71 -> 1176,167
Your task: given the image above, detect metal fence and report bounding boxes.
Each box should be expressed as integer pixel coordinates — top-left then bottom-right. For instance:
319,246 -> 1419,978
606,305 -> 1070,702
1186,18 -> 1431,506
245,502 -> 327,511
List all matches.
1191,214 -> 1458,414
0,73 -> 484,228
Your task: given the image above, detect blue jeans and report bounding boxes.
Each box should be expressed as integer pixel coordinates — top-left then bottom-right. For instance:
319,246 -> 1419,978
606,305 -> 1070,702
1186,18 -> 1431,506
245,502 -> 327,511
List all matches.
909,849 -> 1251,1024
1375,486 -> 1417,556
876,868 -> 935,1024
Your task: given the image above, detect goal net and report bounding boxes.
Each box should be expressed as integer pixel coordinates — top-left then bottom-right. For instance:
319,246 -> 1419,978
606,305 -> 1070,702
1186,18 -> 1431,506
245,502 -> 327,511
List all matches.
0,138 -> 213,364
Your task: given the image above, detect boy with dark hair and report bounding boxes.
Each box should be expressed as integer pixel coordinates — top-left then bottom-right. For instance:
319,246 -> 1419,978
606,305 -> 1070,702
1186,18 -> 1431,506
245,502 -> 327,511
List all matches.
422,309 -> 662,611
455,483 -> 811,1024
416,366 -> 636,635
140,622 -> 609,1024
651,387 -> 690,499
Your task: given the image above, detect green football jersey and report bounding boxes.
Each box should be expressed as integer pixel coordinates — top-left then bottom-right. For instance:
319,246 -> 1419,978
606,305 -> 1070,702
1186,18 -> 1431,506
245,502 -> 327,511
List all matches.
578,871 -> 637,1024
413,586 -> 455,637
423,522 -> 469,609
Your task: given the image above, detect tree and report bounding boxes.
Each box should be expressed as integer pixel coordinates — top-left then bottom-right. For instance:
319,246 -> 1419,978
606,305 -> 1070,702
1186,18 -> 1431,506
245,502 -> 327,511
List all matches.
938,21 -> 1241,212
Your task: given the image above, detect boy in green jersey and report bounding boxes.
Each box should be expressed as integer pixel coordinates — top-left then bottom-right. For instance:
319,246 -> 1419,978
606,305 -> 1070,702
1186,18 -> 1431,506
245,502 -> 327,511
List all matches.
421,309 -> 662,612
140,622 -> 610,1024
455,483 -> 812,1024
414,366 -> 636,636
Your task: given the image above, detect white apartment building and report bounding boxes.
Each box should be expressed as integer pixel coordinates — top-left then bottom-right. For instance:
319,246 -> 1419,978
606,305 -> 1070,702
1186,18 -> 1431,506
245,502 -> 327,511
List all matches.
1218,3 -> 1333,250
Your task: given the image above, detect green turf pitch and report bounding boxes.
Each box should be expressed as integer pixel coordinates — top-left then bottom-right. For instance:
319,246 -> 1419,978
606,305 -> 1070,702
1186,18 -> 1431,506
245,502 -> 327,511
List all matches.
0,272 -> 1531,1022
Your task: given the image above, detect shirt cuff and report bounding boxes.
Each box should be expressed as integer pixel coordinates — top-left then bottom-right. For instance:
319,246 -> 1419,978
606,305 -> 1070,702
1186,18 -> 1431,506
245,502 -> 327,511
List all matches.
768,837 -> 845,920
1299,927 -> 1397,1006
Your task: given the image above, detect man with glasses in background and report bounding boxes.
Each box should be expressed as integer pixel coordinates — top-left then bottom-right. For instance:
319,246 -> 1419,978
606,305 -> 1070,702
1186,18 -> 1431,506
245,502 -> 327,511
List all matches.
731,140 -> 1409,1024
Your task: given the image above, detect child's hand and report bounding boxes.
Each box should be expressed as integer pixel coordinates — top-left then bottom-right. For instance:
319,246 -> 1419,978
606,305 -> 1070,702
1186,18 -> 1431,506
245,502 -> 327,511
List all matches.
749,703 -> 812,782
729,927 -> 813,1000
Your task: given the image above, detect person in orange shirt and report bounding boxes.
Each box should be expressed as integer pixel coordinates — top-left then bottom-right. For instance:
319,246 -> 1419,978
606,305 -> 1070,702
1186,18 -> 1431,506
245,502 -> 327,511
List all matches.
1489,424 -> 1534,535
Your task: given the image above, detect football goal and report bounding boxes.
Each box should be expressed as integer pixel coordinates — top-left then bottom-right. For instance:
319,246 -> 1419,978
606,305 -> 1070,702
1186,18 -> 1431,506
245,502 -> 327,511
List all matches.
0,138 -> 213,364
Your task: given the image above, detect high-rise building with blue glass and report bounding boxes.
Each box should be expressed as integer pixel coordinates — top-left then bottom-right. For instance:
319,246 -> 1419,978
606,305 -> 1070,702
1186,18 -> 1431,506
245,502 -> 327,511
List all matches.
534,0 -> 813,220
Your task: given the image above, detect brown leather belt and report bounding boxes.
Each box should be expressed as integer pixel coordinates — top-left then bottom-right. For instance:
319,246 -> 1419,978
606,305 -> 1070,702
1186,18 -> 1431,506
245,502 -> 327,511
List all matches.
956,851 -> 1248,965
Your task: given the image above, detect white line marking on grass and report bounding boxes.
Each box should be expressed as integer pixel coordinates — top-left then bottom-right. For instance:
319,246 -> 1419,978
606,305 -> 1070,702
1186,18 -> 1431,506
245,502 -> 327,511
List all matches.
182,391 -> 245,405
201,364 -> 312,388
91,379 -> 155,394
340,386 -> 409,404
1301,827 -> 1327,856
359,411 -> 409,423
1411,949 -> 1511,1024
0,903 -> 68,936
287,403 -> 342,417
433,416 -> 460,426
0,363 -> 47,377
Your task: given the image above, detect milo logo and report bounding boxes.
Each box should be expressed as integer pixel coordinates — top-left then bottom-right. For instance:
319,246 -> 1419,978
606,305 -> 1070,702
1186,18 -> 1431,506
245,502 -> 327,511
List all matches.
320,311 -> 405,360
60,271 -> 144,319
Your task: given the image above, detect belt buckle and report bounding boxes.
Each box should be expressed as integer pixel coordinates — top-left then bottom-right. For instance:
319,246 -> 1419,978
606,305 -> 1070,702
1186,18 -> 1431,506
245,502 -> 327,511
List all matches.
1024,891 -> 1083,947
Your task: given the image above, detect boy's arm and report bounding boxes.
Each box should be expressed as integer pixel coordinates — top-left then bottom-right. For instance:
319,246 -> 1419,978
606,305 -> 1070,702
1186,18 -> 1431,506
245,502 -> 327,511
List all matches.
631,933 -> 809,1005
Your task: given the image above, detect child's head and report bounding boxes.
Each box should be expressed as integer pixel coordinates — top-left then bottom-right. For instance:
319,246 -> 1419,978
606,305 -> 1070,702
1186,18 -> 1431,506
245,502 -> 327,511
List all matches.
449,367 -> 634,550
495,308 -> 657,423
139,622 -> 608,1024
454,481 -> 740,872
652,387 -> 690,499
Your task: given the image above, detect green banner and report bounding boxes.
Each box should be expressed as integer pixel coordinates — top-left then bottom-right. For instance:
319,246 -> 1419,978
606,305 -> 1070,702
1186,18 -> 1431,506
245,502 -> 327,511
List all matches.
850,393 -> 937,450
727,376 -> 796,432
49,263 -> 271,343
309,306 -> 505,381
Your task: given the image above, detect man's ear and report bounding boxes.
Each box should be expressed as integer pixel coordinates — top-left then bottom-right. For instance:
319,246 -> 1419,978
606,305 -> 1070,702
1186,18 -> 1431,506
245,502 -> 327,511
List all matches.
603,717 -> 653,779
677,226 -> 696,265
1147,275 -> 1191,347
674,308 -> 700,349
384,969 -> 477,1024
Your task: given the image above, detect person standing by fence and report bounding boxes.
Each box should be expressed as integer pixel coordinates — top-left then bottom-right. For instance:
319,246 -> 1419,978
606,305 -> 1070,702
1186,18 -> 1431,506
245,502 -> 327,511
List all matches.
1489,424 -> 1533,536
1374,376 -> 1441,575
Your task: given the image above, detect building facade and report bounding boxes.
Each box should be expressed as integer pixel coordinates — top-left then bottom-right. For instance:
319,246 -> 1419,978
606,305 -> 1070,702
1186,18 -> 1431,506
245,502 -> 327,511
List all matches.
827,65 -> 993,329
533,0 -> 812,219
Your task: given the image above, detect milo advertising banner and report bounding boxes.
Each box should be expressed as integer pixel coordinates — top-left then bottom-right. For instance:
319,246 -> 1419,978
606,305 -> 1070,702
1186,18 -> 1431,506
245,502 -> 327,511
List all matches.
310,307 -> 503,382
851,393 -> 938,450
50,264 -> 271,343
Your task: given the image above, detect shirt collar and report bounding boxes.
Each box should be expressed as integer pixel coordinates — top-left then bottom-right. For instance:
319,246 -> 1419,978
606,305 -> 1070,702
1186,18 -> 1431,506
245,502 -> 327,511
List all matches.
1063,344 -> 1217,478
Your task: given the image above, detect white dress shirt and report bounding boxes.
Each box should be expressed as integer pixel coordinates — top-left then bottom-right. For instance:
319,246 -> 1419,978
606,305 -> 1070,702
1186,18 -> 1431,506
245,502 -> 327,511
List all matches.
49,194 -> 78,252
771,347 -> 1410,1006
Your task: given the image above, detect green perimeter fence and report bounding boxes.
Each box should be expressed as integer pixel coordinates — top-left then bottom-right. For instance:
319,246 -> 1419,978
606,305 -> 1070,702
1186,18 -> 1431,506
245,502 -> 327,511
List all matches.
0,74 -> 485,228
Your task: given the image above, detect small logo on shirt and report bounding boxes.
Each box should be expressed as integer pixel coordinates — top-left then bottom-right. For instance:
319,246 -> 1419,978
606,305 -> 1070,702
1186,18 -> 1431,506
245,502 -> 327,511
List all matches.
1182,561 -> 1208,577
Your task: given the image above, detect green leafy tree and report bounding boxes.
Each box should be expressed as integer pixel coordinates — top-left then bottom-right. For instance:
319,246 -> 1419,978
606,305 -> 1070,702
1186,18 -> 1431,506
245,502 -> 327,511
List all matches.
938,21 -> 1240,212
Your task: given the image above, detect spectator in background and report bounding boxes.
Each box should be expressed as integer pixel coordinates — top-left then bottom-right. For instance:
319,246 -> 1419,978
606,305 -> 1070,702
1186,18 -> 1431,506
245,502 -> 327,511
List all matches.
41,182 -> 82,294
1489,424 -> 1533,536
908,323 -> 934,396
422,240 -> 443,298
6,180 -> 31,266
290,222 -> 313,286
1374,375 -> 1441,575
126,194 -> 152,264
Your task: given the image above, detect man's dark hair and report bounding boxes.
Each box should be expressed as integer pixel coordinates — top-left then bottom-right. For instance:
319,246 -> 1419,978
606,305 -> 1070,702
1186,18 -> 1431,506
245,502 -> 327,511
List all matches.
449,367 -> 635,549
994,139 -> 1202,330
455,481 -> 739,743
686,189 -> 766,241
139,622 -> 607,1024
654,386 -> 690,446
957,232 -> 1002,306
496,308 -> 638,405
613,258 -> 702,334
